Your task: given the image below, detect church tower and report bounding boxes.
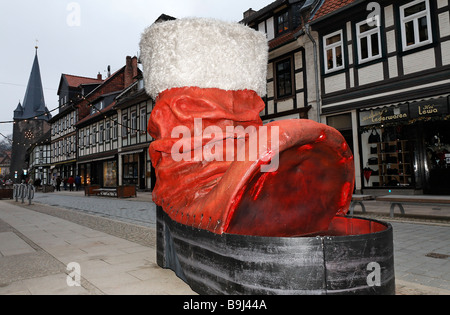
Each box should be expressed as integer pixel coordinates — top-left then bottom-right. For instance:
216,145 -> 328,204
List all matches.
10,47 -> 51,182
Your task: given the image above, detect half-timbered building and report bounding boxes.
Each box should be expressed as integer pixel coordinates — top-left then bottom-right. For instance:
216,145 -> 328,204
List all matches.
310,0 -> 450,194
76,56 -> 140,187
114,75 -> 154,191
242,0 -> 322,123
49,74 -> 103,181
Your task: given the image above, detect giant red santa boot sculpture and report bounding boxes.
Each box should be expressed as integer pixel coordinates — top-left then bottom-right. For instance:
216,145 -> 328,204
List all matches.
140,18 -> 395,295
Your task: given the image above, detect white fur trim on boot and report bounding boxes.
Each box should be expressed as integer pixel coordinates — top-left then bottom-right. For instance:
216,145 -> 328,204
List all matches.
139,18 -> 268,99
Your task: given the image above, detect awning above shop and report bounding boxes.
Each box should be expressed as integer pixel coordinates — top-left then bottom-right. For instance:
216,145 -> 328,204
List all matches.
359,96 -> 449,127
409,96 -> 449,119
50,159 -> 77,168
119,149 -> 145,156
77,155 -> 116,164
359,103 -> 409,127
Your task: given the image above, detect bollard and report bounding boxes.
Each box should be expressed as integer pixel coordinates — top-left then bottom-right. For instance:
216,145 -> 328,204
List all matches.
27,184 -> 35,205
13,183 -> 34,205
14,184 -> 19,202
20,183 -> 26,204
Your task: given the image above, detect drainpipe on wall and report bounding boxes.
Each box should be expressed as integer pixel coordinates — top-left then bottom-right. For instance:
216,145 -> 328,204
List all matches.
304,23 -> 321,123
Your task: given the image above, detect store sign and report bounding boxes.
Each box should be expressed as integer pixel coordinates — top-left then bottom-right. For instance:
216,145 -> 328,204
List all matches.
409,98 -> 449,119
359,104 -> 409,126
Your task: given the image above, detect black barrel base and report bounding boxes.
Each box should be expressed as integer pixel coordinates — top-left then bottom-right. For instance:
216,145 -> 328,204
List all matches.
156,206 -> 395,295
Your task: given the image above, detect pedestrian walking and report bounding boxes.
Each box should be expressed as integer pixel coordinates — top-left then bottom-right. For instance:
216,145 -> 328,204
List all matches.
56,176 -> 62,191
68,176 -> 75,191
75,175 -> 82,191
51,176 -> 56,190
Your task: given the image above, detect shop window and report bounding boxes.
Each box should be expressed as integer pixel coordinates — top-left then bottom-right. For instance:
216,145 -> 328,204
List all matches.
323,30 -> 344,73
123,153 -> 139,185
423,121 -> 450,194
400,0 -> 432,51
356,19 -> 382,64
103,160 -> 117,187
361,126 -> 414,189
275,58 -> 293,99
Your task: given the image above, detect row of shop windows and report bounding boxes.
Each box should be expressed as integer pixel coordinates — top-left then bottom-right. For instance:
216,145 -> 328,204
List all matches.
42,152 -> 152,191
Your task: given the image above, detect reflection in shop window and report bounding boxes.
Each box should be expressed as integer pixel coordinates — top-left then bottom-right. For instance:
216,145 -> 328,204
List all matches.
103,161 -> 117,188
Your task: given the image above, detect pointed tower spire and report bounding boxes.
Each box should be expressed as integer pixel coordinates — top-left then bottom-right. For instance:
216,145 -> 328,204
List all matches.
19,47 -> 48,120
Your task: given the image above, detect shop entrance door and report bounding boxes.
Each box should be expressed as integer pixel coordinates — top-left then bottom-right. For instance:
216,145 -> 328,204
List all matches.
422,121 -> 450,195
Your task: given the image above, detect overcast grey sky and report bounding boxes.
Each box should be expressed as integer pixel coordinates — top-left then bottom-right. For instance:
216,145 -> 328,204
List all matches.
0,0 -> 274,138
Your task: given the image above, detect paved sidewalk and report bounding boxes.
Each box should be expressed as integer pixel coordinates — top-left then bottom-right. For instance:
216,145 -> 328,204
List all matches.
0,200 -> 195,295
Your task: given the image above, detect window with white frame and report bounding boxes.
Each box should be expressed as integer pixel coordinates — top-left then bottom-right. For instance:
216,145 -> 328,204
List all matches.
400,0 -> 432,51
86,128 -> 90,146
140,108 -> 146,134
356,19 -> 382,63
80,130 -> 84,147
275,58 -> 293,98
122,114 -> 128,137
92,126 -> 97,144
113,119 -> 118,140
99,124 -> 104,142
323,30 -> 344,73
72,135 -> 76,152
131,111 -> 137,134
276,11 -> 289,35
106,121 -> 111,141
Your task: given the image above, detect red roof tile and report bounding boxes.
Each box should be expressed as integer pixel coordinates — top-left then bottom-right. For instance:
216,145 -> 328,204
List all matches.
312,0 -> 357,21
269,25 -> 303,50
64,74 -> 103,88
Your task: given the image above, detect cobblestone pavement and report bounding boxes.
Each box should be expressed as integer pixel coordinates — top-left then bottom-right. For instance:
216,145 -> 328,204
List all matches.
5,191 -> 450,295
389,221 -> 450,293
32,191 -> 156,228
